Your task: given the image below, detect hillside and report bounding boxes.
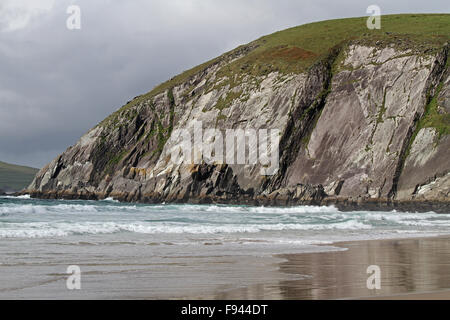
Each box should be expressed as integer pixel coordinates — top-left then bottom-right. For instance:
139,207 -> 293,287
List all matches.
25,14 -> 450,211
0,161 -> 38,192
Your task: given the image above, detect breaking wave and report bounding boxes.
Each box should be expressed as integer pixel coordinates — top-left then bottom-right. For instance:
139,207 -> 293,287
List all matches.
0,196 -> 449,239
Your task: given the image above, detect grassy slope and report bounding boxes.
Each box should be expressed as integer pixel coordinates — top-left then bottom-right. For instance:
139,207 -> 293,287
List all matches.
130,14 -> 449,100
0,161 -> 39,192
104,14 -> 449,132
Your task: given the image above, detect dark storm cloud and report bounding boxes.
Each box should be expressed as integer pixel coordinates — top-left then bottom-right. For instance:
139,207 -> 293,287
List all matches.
0,0 -> 448,168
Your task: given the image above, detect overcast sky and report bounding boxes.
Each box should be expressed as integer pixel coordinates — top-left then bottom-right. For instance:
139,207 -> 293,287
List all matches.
0,0 -> 448,168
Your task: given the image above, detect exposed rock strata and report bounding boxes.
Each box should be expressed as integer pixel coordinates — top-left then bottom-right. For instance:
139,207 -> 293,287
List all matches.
26,40 -> 450,212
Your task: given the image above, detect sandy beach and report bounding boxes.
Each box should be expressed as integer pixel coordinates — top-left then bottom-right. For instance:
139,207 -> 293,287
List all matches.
1,234 -> 450,299
207,236 -> 450,300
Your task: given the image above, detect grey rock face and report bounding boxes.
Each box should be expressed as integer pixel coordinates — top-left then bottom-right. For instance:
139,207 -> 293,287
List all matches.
397,66 -> 450,202
284,45 -> 448,201
27,41 -> 450,210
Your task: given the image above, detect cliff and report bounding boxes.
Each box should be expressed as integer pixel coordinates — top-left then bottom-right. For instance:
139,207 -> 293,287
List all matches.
26,15 -> 450,211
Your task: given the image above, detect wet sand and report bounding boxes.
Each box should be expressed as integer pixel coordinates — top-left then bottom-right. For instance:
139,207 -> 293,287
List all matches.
208,236 -> 450,300
1,235 -> 449,299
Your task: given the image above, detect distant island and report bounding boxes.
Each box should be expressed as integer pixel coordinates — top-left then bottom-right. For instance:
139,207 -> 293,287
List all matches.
0,161 -> 38,193
24,14 -> 449,211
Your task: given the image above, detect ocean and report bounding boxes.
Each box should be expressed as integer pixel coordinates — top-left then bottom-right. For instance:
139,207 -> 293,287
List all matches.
1,195 -> 449,299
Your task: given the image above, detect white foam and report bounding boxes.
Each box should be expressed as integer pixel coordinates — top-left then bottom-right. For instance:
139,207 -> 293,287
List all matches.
0,218 -> 375,238
202,205 -> 339,214
101,197 -> 120,203
0,194 -> 30,199
1,198 -> 450,240
0,204 -> 102,215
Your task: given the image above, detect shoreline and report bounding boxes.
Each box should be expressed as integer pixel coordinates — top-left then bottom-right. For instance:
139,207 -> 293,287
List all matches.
1,196 -> 449,299
199,235 -> 450,300
0,233 -> 449,299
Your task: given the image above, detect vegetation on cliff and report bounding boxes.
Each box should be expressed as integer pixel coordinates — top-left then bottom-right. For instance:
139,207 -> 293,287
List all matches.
0,161 -> 38,192
26,14 -> 450,209
104,14 -> 449,120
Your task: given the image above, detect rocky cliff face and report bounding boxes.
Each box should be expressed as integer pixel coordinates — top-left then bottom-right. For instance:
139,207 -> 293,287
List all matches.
26,19 -> 450,211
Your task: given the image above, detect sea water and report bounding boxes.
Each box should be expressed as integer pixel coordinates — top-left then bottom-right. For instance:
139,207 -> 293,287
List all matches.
1,195 -> 449,298
1,195 -> 449,242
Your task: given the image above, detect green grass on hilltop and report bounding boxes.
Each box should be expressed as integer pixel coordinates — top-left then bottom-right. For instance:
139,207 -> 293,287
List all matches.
102,14 -> 449,127
0,161 -> 39,192
148,14 -> 449,95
